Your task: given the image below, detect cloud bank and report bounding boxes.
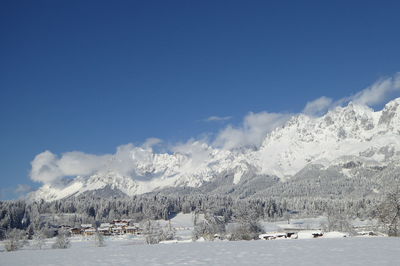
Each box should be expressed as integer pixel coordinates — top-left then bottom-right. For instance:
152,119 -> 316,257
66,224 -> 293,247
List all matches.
29,73 -> 400,185
30,142 -> 160,185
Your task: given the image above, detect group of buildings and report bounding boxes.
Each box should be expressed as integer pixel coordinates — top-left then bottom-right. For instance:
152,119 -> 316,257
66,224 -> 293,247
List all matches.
67,219 -> 141,236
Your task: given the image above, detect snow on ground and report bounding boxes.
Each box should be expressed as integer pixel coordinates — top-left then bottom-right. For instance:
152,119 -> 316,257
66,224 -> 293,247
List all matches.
1,237 -> 400,265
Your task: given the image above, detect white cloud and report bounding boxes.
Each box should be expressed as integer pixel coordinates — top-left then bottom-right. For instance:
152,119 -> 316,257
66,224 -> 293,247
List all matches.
15,184 -> 33,194
30,151 -> 64,184
171,140 -> 211,167
57,151 -> 110,177
30,145 -> 138,184
349,73 -> 400,106
303,96 -> 333,116
204,116 -> 232,122
214,112 -> 291,150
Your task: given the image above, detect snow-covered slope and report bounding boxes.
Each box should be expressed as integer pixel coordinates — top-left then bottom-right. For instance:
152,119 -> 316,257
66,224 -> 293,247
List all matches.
29,98 -> 400,201
255,99 -> 400,179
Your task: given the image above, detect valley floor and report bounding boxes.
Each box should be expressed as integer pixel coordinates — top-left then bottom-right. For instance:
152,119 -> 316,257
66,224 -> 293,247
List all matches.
1,237 -> 400,266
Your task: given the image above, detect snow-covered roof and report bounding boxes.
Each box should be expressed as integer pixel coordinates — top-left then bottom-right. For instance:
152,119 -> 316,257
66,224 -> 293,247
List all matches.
125,226 -> 138,230
81,224 -> 93,228
100,223 -> 111,227
114,223 -> 128,226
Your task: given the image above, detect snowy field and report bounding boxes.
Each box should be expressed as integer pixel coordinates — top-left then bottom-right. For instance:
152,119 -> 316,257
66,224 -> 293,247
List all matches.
1,237 -> 400,266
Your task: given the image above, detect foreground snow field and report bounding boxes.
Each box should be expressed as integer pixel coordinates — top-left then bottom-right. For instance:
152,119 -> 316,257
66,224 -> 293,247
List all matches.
1,237 -> 399,266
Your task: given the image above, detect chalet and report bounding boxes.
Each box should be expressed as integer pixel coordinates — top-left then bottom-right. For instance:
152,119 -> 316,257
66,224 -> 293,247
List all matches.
81,224 -> 93,229
70,228 -> 82,235
125,226 -> 140,234
100,223 -> 111,228
98,223 -> 112,235
111,220 -> 130,227
83,227 -> 96,236
112,226 -> 125,235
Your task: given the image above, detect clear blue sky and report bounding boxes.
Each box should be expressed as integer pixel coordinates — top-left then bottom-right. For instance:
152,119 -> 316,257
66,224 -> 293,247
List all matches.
1,0 -> 400,198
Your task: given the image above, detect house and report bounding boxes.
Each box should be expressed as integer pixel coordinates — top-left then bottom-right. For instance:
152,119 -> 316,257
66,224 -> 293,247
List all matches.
83,227 -> 96,236
70,228 -> 82,235
125,226 -> 139,234
112,226 -> 125,235
112,220 -> 130,227
98,223 -> 112,235
100,223 -> 111,228
81,224 -> 93,229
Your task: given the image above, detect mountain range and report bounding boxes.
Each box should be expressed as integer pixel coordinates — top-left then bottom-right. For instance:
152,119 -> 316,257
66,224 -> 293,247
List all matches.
29,98 -> 400,201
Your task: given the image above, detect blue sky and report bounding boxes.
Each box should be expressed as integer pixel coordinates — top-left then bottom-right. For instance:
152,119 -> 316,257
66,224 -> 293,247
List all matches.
1,0 -> 400,199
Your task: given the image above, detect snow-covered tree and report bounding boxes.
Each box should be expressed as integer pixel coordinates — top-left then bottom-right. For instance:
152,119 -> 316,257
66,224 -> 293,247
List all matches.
4,229 -> 28,252
161,220 -> 176,241
32,229 -> 46,249
52,229 -> 71,249
376,188 -> 400,236
142,220 -> 163,244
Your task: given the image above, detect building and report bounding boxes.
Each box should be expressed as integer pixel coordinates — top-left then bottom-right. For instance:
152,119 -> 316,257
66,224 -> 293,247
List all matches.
125,225 -> 140,234
83,227 -> 96,236
70,228 -> 82,235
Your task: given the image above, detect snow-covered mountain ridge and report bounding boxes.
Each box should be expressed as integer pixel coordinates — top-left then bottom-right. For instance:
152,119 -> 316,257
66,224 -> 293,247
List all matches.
30,98 -> 400,201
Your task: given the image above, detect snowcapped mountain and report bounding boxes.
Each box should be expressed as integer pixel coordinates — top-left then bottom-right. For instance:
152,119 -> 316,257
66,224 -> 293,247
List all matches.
29,98 -> 400,201
255,99 -> 400,179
